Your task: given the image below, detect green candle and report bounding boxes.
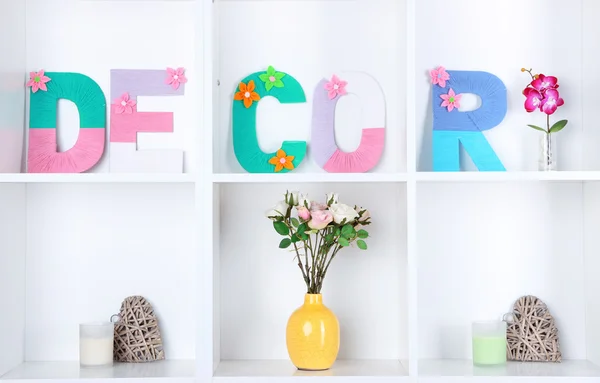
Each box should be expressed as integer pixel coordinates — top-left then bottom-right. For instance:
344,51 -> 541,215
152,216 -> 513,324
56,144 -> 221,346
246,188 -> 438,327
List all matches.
472,336 -> 506,365
472,321 -> 507,366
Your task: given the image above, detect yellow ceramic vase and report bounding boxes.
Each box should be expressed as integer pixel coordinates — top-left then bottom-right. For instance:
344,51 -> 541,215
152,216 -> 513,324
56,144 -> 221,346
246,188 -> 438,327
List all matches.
286,294 -> 340,371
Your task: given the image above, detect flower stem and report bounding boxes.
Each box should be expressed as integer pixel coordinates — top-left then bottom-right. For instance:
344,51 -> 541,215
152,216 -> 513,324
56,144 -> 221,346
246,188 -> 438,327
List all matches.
524,68 -> 535,80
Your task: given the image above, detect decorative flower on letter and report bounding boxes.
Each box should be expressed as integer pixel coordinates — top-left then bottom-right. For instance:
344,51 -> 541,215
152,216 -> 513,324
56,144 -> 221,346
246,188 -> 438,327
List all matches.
430,66 -> 450,88
234,80 -> 260,108
324,75 -> 347,100
268,149 -> 295,172
440,88 -> 462,112
27,70 -> 51,93
259,66 -> 285,91
114,93 -> 137,114
165,67 -> 188,90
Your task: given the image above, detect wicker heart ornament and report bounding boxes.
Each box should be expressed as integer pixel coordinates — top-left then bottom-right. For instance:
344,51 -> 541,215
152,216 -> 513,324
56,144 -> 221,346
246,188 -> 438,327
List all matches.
113,296 -> 165,362
506,295 -> 561,362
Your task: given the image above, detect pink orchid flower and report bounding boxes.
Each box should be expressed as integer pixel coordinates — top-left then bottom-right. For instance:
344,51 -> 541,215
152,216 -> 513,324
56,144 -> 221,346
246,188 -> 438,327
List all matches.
324,75 -> 348,100
27,70 -> 51,93
531,74 -> 558,92
430,66 -> 450,88
524,87 -> 544,112
541,89 -> 564,115
114,93 -> 136,114
166,67 -> 188,90
440,88 -> 462,112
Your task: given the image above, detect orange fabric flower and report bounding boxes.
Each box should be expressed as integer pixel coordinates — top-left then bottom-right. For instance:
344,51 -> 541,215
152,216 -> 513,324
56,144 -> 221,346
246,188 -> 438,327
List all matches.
268,149 -> 295,172
234,80 -> 260,108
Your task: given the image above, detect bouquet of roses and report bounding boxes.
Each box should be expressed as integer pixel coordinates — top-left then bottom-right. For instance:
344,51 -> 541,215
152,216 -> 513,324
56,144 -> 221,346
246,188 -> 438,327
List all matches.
266,191 -> 371,294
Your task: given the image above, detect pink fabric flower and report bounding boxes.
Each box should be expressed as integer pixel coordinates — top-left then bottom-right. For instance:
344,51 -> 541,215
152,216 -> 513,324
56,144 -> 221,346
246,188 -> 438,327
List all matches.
27,70 -> 51,93
430,66 -> 450,88
531,74 -> 558,92
114,93 -> 136,114
308,210 -> 334,230
524,88 -> 544,112
324,75 -> 347,100
310,201 -> 328,212
166,67 -> 188,90
440,88 -> 462,112
541,89 -> 564,115
296,206 -> 311,221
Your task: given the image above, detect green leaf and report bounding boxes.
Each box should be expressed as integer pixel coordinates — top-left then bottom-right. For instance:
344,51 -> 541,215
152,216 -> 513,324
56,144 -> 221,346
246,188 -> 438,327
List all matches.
279,238 -> 292,249
297,223 -> 307,235
274,79 -> 284,88
291,234 -> 301,243
274,72 -> 286,80
357,230 -> 369,239
334,227 -> 341,237
325,234 -> 334,243
357,240 -> 367,250
267,66 -> 276,75
527,124 -> 546,132
339,237 -> 350,247
300,233 -> 309,241
258,73 -> 269,82
265,82 -> 274,91
341,224 -> 355,239
291,218 -> 300,228
273,221 -> 289,236
549,119 -> 568,133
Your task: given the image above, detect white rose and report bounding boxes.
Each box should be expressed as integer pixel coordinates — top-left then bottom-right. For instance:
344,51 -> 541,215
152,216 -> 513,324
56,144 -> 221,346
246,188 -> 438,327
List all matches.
287,191 -> 300,206
329,203 -> 359,224
298,193 -> 310,208
326,192 -> 339,206
265,200 -> 289,219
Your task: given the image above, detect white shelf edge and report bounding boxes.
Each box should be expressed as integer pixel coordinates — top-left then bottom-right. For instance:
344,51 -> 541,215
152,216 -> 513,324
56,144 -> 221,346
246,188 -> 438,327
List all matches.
418,359 -> 600,379
211,173 -> 408,184
213,360 -> 409,382
0,174 -> 196,184
415,171 -> 600,182
0,360 -> 196,382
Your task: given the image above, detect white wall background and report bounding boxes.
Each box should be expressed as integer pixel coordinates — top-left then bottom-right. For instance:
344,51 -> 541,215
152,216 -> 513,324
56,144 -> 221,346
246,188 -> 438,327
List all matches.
416,0 -> 582,171
25,183 -> 196,361
0,185 -> 27,375
26,0 -> 198,173
417,182 -> 586,359
584,183 -> 600,366
215,0 -> 406,174
0,0 -> 25,172
219,183 -> 407,361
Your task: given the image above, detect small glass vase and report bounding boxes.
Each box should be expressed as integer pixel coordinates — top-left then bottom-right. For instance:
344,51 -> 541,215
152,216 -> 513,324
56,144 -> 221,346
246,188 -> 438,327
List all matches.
538,132 -> 556,171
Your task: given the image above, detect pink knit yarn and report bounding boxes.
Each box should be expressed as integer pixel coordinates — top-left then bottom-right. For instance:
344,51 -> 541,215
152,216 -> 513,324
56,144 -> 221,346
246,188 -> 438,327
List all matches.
27,129 -> 105,173
322,128 -> 385,173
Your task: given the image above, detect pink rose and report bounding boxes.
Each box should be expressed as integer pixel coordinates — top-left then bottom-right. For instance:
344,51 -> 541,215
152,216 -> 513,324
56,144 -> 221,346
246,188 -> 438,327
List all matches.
356,209 -> 371,230
296,206 -> 311,221
310,201 -> 328,212
308,210 -> 333,230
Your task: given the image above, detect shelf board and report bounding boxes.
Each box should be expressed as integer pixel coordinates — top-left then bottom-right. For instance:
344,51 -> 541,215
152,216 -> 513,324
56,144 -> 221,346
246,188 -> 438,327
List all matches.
212,173 -> 407,184
419,359 -> 600,381
0,360 -> 195,382
0,173 -> 195,184
214,360 -> 408,382
416,171 -> 600,183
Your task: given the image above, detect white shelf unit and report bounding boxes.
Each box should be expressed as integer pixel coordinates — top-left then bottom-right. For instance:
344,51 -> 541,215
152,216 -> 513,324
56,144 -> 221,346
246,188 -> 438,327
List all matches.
1,1 -> 600,383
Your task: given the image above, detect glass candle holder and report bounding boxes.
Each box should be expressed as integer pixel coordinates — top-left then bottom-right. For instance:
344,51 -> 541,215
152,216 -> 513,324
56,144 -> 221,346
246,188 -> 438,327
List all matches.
79,322 -> 114,367
472,321 -> 507,366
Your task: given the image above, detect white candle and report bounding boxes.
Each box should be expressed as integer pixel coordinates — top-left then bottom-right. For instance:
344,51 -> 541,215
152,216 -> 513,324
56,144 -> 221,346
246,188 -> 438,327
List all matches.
79,322 -> 114,367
